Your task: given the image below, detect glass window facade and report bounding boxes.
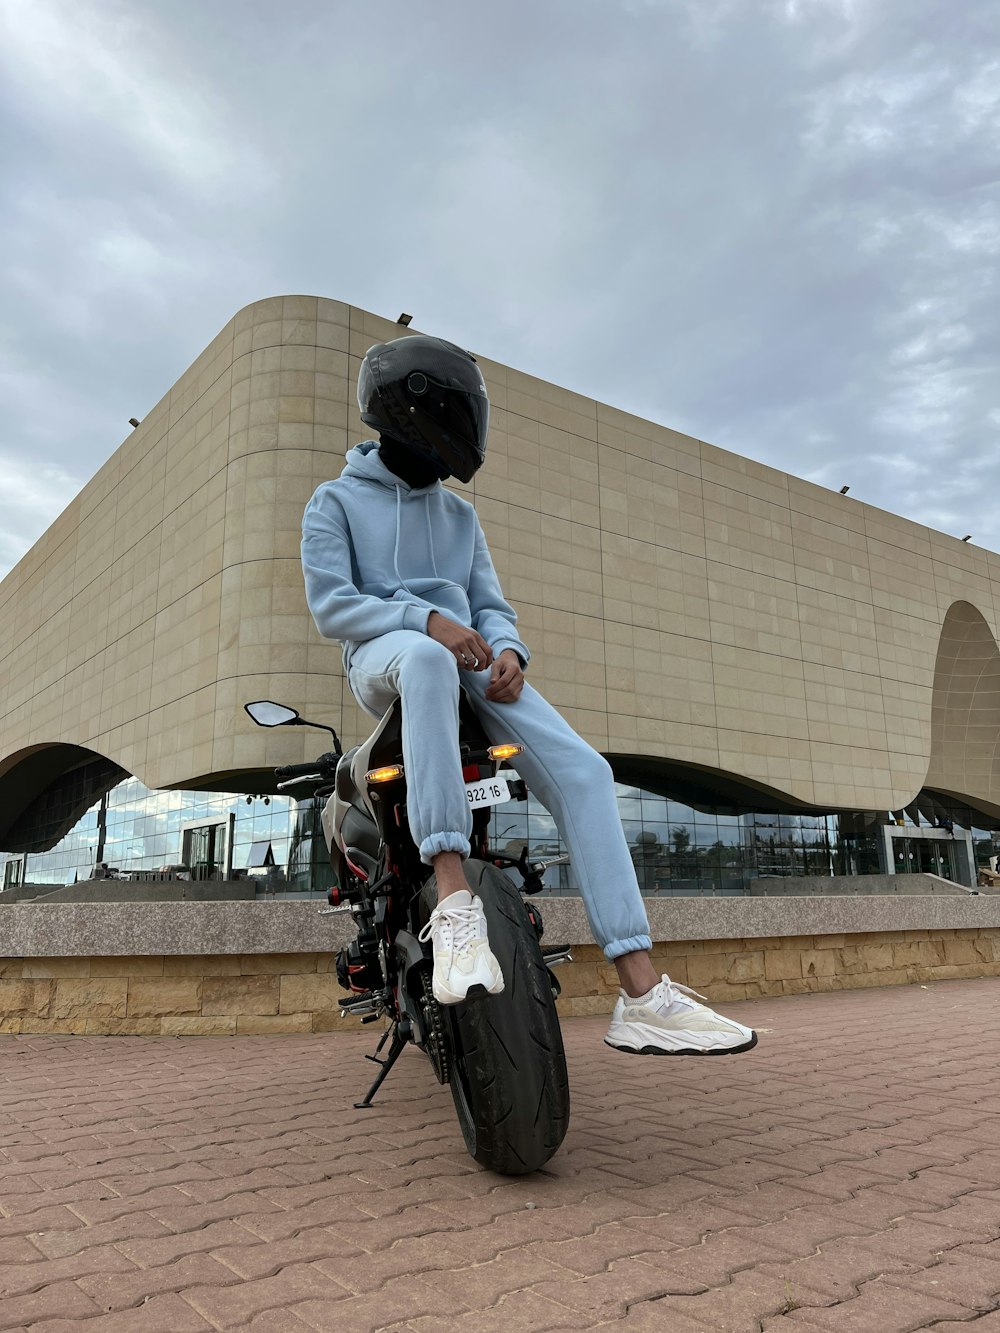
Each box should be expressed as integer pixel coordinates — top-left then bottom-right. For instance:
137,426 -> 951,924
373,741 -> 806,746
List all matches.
487,787 -> 844,896
0,778 -> 329,898
1,775 -> 998,899
486,787 -> 1000,896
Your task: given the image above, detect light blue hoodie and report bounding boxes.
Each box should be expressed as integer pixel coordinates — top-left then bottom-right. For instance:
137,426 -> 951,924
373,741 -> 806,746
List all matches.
302,441 -> 530,675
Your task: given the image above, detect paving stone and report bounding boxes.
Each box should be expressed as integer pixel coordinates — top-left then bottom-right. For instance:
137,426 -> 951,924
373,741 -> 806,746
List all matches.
776,1161 -> 927,1202
716,1180 -> 846,1224
776,1276 -> 977,1330
874,1168 -> 1000,1209
881,1249 -> 1000,1311
530,1254 -> 713,1318
908,1192 -> 1000,1239
707,1208 -> 876,1260
2,982 -> 1000,1333
625,1266 -> 831,1331
58,1185 -> 197,1226
0,1234 -> 47,1263
314,1231 -> 472,1294
146,1191 -> 286,1233
1,1243 -> 138,1298
209,1223 -> 356,1279
639,1229 -> 803,1292
25,1292 -> 214,1332
405,1288 -> 588,1331
237,1312 -> 315,1332
169,1166 -> 300,1203
77,1254 -> 240,1312
754,1234 -> 920,1301
0,1280 -> 101,1331
116,1219 -> 261,1268
614,1305 -> 719,1331
0,1204 -> 89,1241
423,1202 -> 579,1262
182,1264 -> 351,1329
234,1192 -> 412,1242
926,1316 -> 1000,1332
531,1220 -> 677,1276
29,1212 -> 173,1260
936,1151 -> 1000,1187
291,1273 -> 470,1331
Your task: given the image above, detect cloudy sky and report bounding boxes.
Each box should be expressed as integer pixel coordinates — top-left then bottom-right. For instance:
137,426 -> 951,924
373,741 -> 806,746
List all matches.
1,0 -> 997,574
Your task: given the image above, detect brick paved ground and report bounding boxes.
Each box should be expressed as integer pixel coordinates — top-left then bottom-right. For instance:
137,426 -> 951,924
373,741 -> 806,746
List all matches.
1,979 -> 999,1332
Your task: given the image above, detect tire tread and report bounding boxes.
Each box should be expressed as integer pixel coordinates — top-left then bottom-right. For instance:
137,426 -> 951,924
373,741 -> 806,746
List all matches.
420,860 -> 570,1175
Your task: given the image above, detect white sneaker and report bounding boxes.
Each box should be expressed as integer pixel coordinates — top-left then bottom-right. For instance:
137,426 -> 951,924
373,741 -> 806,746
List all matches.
418,889 -> 504,1005
604,974 -> 757,1056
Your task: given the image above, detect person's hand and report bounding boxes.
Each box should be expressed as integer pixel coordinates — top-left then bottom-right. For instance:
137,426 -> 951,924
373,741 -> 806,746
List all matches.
427,612 -> 494,672
485,649 -> 524,703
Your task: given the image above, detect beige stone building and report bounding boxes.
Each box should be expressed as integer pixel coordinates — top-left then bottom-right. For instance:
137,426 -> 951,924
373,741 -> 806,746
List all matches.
2,295 -> 999,894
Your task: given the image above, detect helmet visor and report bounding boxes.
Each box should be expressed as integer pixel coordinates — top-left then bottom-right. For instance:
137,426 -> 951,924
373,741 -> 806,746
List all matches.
408,372 -> 489,481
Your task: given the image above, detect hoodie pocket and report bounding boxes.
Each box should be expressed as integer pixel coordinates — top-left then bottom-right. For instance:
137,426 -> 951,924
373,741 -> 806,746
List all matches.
391,581 -> 473,624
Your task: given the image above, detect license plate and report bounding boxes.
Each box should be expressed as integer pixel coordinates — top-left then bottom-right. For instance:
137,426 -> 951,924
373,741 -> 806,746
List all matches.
465,776 -> 511,809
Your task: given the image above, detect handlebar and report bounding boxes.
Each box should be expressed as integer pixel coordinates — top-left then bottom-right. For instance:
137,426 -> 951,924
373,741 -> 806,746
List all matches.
276,773 -> 322,791
531,853 -> 571,871
275,760 -> 329,779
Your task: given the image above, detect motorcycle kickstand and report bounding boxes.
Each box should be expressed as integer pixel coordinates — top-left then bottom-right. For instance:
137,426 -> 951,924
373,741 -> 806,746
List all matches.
354,1022 -> 408,1110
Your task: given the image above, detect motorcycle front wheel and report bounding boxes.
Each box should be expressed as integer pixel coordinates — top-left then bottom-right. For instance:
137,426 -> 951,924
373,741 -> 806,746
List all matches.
420,858 -> 570,1175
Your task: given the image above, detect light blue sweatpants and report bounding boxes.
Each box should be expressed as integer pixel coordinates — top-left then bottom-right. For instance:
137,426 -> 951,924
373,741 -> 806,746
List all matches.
347,630 -> 652,961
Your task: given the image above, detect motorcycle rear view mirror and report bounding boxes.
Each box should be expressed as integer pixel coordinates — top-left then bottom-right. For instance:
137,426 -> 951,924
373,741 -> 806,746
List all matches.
245,701 -> 301,727
243,700 -> 343,755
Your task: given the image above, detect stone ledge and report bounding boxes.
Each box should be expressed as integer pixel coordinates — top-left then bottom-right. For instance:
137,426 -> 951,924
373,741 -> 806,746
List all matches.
2,894 -> 1000,958
1,930 -> 999,1033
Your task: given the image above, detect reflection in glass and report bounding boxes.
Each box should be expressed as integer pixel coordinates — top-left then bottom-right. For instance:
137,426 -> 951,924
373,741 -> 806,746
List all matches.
6,763 -> 999,904
0,776 -> 329,898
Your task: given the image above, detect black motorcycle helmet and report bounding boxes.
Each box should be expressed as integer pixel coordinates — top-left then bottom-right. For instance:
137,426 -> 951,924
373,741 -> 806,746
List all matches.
357,334 -> 489,483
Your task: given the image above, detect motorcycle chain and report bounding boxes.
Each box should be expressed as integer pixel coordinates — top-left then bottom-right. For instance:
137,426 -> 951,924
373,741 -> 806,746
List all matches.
420,970 -> 450,1086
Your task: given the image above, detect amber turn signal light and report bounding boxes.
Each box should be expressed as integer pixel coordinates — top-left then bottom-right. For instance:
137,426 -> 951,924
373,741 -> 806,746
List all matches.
365,764 -> 404,783
487,743 -> 524,761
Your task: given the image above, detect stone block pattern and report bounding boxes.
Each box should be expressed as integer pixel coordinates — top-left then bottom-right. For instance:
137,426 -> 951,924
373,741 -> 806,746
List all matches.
1,929 -> 999,1032
0,954 -> 356,1035
555,926 -> 1000,1015
0,977 -> 998,1331
5,297 -> 1000,825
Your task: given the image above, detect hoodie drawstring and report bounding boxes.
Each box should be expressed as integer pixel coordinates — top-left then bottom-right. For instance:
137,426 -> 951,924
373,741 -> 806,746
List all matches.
392,485 -> 406,590
427,505 -> 439,577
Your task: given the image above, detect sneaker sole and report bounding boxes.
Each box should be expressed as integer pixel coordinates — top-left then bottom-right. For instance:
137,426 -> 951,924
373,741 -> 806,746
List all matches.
604,1030 -> 758,1057
433,980 -> 505,1006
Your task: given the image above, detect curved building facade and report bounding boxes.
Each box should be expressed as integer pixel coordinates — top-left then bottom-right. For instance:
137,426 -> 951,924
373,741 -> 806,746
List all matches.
3,296 -> 1000,893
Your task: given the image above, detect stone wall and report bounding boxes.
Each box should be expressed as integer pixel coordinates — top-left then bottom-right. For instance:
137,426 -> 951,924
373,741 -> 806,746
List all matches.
2,927 -> 998,1034
557,927 -> 1000,1016
0,953 -> 359,1036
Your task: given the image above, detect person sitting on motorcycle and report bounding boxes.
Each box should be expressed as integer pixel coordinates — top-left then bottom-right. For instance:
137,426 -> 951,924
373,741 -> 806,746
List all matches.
301,334 -> 756,1057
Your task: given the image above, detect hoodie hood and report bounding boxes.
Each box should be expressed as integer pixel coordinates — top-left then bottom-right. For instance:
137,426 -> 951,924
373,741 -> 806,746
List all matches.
341,440 -> 441,496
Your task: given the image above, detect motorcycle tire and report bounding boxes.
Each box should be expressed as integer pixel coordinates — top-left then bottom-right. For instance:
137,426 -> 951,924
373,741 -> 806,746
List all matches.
420,859 -> 570,1175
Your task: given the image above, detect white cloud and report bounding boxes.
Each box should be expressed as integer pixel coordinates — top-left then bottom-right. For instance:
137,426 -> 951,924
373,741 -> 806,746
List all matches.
0,450 -> 83,572
1,0 -> 999,570
0,0 -> 268,190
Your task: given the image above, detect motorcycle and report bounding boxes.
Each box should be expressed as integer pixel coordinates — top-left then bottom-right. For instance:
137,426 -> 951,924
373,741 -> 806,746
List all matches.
244,692 -> 571,1175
